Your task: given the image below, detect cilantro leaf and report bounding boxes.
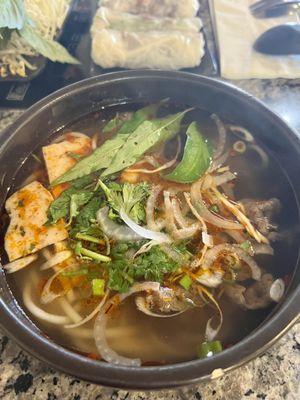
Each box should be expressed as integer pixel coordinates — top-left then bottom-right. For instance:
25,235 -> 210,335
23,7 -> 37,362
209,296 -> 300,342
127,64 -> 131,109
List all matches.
108,245 -> 179,293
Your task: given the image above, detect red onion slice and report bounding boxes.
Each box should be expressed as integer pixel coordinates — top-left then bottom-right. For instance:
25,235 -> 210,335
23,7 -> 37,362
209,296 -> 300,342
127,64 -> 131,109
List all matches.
94,282 -> 160,366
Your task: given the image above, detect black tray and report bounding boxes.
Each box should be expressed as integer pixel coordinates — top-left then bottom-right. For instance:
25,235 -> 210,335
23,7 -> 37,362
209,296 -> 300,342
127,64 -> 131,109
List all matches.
0,0 -> 218,108
0,0 -> 76,83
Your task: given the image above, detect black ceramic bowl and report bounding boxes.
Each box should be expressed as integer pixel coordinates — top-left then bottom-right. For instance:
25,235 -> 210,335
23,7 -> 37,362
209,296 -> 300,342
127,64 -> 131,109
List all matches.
0,71 -> 299,389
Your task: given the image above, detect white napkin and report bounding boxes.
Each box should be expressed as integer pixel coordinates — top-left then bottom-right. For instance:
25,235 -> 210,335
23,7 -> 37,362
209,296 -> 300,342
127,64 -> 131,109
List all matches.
210,0 -> 300,79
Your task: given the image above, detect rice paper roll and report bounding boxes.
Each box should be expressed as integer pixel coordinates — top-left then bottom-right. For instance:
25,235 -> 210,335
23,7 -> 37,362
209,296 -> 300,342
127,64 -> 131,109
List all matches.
100,0 -> 200,18
94,7 -> 202,32
91,29 -> 205,70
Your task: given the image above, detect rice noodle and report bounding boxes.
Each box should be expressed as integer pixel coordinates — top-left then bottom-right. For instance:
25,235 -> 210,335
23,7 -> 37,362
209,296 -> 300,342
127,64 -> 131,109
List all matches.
58,297 -> 82,324
40,250 -> 72,271
212,114 -> 227,159
4,254 -> 37,274
190,180 -> 243,230
94,282 -> 160,366
65,290 -> 109,329
23,281 -> 70,325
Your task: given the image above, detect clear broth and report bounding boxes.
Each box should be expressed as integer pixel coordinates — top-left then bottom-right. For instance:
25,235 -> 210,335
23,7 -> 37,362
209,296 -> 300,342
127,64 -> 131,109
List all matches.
4,103 -> 299,364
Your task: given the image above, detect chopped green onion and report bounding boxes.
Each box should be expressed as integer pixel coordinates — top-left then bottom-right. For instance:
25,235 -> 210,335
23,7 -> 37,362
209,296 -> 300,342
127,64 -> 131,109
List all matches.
240,240 -> 251,252
75,241 -> 83,256
197,341 -> 223,359
92,278 -> 105,296
179,274 -> 192,291
209,204 -> 220,214
75,233 -> 102,244
80,247 -> 111,263
61,268 -> 88,277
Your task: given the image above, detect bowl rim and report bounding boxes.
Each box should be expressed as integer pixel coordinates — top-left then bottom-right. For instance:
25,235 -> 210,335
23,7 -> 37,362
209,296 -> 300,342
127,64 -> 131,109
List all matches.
0,70 -> 299,390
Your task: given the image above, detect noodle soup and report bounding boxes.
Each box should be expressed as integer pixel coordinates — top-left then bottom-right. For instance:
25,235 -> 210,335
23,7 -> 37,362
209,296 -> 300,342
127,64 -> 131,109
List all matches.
2,103 -> 296,366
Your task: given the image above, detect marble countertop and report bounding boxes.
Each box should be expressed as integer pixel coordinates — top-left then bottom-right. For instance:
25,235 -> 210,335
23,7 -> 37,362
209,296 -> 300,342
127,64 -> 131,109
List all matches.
0,2 -> 300,397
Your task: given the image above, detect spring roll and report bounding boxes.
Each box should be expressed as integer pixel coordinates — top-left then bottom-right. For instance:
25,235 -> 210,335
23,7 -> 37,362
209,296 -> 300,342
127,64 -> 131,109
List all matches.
94,7 -> 202,32
100,0 -> 200,18
91,29 -> 205,70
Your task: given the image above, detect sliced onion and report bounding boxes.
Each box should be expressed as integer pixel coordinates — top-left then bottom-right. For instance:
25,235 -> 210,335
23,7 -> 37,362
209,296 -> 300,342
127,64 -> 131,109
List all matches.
94,282 -> 160,366
171,198 -> 188,228
40,265 -> 71,304
40,250 -> 72,271
190,181 -> 243,230
120,208 -> 170,243
212,114 -> 227,159
97,206 -> 140,241
233,141 -> 246,154
202,244 -> 261,281
196,270 -> 223,288
213,172 -> 236,188
202,232 -> 214,247
65,290 -> 109,329
127,139 -> 180,174
229,126 -> 254,142
23,281 -> 70,325
249,144 -> 269,168
209,151 -> 229,173
146,185 -> 163,231
269,279 -> 285,302
173,226 -> 199,240
163,190 -> 178,232
135,296 -> 188,318
4,254 -> 37,274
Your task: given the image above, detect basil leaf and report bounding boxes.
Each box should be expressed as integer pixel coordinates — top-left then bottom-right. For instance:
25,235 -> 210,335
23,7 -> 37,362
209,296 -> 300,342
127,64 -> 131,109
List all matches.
19,24 -> 79,64
102,109 -> 190,177
0,0 -> 25,30
0,27 -> 12,50
164,122 -> 212,183
52,103 -> 162,185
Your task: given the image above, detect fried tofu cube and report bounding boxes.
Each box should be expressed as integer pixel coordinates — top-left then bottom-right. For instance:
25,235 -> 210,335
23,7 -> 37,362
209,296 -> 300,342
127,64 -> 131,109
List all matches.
42,134 -> 92,183
5,181 -> 68,261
